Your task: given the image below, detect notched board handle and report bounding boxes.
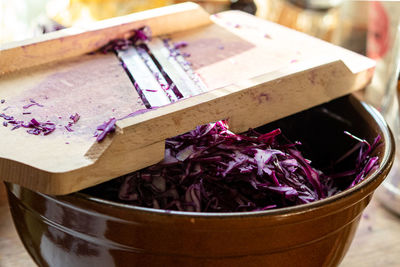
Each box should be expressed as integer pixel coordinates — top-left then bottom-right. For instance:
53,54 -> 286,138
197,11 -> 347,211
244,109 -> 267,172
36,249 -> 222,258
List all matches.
84,125 -> 123,161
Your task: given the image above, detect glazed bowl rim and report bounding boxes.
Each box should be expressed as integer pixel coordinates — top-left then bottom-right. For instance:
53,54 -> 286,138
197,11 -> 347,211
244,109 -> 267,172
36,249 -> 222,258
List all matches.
53,100 -> 395,218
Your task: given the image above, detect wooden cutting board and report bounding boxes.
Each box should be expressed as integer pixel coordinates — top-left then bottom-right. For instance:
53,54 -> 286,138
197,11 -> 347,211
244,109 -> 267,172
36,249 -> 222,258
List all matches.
0,2 -> 375,195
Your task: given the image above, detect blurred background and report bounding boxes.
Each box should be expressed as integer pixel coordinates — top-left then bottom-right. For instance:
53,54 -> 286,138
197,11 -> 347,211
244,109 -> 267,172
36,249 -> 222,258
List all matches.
0,0 -> 398,50
0,0 -> 398,57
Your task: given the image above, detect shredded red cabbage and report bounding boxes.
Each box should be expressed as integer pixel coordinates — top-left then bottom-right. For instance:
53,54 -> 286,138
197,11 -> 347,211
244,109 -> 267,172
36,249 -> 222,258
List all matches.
69,113 -> 80,123
1,109 -> 76,136
94,118 -> 116,142
101,27 -> 151,53
117,121 -> 380,212
23,98 -> 44,109
64,113 -> 80,132
21,118 -> 56,135
173,41 -> 188,49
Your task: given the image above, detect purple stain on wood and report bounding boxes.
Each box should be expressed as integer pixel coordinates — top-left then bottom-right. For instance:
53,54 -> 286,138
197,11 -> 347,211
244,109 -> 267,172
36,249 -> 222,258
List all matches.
264,33 -> 272,39
145,89 -> 158,92
309,70 -> 317,85
65,142 -> 70,144
22,112 -> 31,115
100,26 -> 150,53
10,46 -> 146,140
234,24 -> 241,29
290,59 -> 298,63
257,93 -> 269,104
0,99 -> 5,104
218,45 -> 225,50
174,41 -> 188,49
3,121 -> 7,127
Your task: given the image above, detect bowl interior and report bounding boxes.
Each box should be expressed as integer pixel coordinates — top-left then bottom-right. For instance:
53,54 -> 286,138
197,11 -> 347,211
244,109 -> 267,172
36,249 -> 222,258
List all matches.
78,94 -> 393,216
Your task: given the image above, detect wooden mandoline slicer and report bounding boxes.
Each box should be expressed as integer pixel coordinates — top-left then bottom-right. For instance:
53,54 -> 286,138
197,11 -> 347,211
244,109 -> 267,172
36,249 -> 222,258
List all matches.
0,3 -> 375,195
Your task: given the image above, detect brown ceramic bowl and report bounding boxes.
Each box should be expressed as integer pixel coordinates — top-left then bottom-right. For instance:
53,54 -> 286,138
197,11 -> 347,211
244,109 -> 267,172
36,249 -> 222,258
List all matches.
5,95 -> 394,267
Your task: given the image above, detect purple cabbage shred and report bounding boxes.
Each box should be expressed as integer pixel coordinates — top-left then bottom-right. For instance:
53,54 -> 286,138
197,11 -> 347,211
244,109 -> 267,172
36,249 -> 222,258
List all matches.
101,26 -> 151,53
1,111 -> 55,136
117,121 -> 380,212
64,113 -> 80,132
173,41 -> 188,49
65,126 -> 74,132
23,98 -> 44,109
70,113 -> 80,123
95,118 -> 117,142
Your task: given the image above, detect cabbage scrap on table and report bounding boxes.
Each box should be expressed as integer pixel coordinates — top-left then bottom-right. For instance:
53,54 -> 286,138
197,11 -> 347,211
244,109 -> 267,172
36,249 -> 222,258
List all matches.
117,121 -> 380,212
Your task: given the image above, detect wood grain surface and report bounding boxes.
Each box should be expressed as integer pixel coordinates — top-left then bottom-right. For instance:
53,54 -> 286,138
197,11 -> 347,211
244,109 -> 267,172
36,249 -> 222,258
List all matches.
0,183 -> 399,266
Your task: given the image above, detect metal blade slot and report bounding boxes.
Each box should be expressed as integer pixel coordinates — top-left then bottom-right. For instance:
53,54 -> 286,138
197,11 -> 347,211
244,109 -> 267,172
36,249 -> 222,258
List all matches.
140,45 -> 184,100
136,45 -> 180,102
147,38 -> 208,98
117,47 -> 171,108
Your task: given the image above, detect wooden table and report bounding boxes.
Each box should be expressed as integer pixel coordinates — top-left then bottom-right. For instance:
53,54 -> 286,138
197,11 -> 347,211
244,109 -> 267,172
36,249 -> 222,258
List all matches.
0,182 -> 399,267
